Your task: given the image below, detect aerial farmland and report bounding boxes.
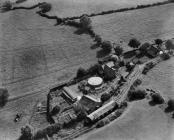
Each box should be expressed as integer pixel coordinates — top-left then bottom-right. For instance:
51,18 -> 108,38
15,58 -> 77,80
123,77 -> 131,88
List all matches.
0,0 -> 174,140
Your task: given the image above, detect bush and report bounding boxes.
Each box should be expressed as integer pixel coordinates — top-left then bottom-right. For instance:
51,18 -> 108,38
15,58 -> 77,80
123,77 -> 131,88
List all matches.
101,93 -> 111,102
0,1 -> 12,12
101,41 -> 113,52
0,88 -> 9,107
114,45 -> 123,56
76,67 -> 88,78
149,93 -> 164,105
128,89 -> 147,101
128,38 -> 141,48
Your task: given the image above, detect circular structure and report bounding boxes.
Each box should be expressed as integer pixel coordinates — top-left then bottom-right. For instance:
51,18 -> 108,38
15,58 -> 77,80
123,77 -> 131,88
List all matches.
88,76 -> 103,87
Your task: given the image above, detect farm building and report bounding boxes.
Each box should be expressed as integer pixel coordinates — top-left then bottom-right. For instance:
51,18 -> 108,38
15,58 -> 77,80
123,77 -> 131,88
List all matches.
86,100 -> 118,122
62,86 -> 79,102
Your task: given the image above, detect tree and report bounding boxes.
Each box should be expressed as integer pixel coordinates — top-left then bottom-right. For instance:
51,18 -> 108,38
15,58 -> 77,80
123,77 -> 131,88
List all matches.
38,2 -> 52,13
80,14 -> 92,30
20,125 -> 33,140
128,89 -> 147,101
101,41 -> 112,52
0,1 -> 12,12
155,39 -> 163,46
73,103 -> 87,120
165,39 -> 174,50
160,53 -> 170,60
94,35 -> 102,45
114,45 -> 123,56
149,93 -> 164,105
128,38 -> 141,48
165,99 -> 174,112
101,93 -> 111,102
0,88 -> 9,107
51,105 -> 60,116
87,64 -> 103,76
133,79 -> 142,87
76,67 -> 87,78
139,42 -> 150,54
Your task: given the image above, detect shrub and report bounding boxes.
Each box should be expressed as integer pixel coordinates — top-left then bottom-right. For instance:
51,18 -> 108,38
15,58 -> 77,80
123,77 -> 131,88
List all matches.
114,45 -> 123,56
0,88 -> 9,107
128,38 -> 141,48
80,14 -> 92,30
0,1 -> 12,12
128,89 -> 147,101
149,93 -> 164,105
101,41 -> 112,52
76,67 -> 88,78
101,93 -> 111,103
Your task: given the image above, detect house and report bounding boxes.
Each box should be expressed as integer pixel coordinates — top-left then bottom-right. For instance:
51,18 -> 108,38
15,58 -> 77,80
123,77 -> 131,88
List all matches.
78,95 -> 101,114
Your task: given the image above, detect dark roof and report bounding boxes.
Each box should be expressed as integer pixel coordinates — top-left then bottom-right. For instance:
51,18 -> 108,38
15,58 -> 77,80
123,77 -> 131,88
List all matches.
78,95 -> 101,114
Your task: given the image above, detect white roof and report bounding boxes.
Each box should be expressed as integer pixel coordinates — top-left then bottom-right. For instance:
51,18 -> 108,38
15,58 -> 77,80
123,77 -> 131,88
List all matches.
88,77 -> 103,86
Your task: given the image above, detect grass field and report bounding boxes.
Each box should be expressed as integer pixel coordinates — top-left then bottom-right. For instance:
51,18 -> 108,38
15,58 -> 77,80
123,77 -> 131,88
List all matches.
36,0 -> 165,17
0,8 -> 99,98
92,3 -> 174,45
77,100 -> 174,140
142,57 -> 174,99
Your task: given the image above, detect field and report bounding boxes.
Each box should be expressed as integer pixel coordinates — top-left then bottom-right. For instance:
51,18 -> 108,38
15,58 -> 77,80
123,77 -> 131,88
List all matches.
0,8 -> 99,98
92,3 -> 174,44
36,0 -> 165,17
77,100 -> 174,140
1,0 -> 174,140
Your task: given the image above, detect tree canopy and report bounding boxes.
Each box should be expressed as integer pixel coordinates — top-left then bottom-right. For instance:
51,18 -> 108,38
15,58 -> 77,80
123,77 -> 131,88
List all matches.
128,38 -> 141,48
80,14 -> 92,30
